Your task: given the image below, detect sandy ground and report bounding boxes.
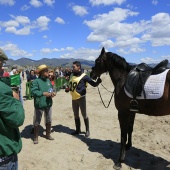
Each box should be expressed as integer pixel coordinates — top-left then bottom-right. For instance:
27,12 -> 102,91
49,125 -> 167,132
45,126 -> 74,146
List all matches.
18,75 -> 170,170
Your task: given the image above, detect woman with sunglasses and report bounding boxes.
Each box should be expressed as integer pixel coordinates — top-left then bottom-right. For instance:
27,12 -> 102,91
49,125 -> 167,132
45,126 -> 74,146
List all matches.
48,70 -> 55,86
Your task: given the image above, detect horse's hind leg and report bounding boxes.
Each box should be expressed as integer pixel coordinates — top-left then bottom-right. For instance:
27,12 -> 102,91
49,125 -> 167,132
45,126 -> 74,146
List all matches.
126,112 -> 136,151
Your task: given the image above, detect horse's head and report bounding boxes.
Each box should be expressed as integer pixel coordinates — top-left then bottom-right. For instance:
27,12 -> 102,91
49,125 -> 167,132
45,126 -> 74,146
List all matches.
90,47 -> 108,80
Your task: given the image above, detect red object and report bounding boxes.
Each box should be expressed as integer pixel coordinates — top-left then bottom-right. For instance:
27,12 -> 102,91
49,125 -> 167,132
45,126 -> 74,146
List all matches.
3,71 -> 10,77
51,80 -> 55,86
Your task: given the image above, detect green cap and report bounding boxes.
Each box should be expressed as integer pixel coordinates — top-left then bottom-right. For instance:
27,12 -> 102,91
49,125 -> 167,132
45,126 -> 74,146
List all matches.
0,48 -> 8,60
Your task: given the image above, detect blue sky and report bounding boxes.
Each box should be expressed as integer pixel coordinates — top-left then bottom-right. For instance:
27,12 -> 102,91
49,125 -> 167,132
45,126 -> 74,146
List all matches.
0,0 -> 170,64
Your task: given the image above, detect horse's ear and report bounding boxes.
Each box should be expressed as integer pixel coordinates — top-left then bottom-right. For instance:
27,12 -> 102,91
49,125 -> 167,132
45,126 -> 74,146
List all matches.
101,47 -> 105,55
101,47 -> 107,60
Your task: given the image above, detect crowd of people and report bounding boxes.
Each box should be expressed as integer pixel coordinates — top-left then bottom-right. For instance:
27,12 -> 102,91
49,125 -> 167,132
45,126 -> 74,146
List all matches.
0,48 -> 101,170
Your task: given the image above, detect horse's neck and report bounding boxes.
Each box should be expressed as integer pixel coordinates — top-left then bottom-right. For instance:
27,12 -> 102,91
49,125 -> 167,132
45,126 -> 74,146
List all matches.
109,69 -> 128,87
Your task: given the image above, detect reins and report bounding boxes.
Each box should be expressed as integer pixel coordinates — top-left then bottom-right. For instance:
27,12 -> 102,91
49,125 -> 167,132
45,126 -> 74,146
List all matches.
97,85 -> 115,108
97,76 -> 122,108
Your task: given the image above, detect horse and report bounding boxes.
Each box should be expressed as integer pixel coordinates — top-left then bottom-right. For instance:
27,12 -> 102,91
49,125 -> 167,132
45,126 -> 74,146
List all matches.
90,47 -> 170,169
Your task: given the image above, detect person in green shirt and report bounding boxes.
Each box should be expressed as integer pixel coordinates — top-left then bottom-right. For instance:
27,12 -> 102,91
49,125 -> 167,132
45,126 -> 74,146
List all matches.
31,64 -> 56,144
0,48 -> 25,170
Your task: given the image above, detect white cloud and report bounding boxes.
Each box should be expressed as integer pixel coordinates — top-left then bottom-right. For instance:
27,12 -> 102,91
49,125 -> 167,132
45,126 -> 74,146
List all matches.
0,20 -> 19,27
83,8 -> 170,55
55,17 -> 65,24
21,5 -> 30,11
43,35 -> 48,38
60,48 -> 100,60
5,27 -> 17,34
39,47 -> 103,61
0,15 -> 51,35
161,55 -> 170,59
30,0 -> 43,7
40,47 -> 73,54
0,0 -> 15,6
141,13 -> 170,46
36,16 -> 51,30
41,48 -> 52,54
66,47 -> 74,51
16,27 -> 30,35
84,8 -> 142,42
72,5 -> 88,16
84,8 -> 139,30
0,43 -> 32,57
53,47 -> 73,52
100,40 -> 115,48
5,27 -> 31,35
141,57 -> 160,64
43,0 -> 55,6
11,15 -> 30,25
89,0 -> 126,6
117,45 -> 145,55
152,0 -> 158,5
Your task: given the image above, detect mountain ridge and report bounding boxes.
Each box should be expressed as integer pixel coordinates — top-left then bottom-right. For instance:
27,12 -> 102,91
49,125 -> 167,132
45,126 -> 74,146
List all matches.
5,58 -> 95,68
5,58 -> 170,69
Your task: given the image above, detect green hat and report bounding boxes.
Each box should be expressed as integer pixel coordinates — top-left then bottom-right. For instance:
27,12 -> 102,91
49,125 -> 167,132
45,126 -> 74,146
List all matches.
0,48 -> 8,60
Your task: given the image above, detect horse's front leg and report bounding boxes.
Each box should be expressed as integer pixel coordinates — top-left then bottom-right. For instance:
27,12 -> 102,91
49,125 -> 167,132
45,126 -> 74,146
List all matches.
126,112 -> 136,151
114,111 -> 130,170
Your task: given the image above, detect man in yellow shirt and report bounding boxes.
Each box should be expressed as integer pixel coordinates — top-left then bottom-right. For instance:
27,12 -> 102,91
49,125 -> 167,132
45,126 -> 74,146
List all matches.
65,61 -> 101,137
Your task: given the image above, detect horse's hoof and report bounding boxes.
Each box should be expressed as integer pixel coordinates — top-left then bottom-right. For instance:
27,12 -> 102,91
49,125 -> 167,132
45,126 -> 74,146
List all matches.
113,162 -> 122,170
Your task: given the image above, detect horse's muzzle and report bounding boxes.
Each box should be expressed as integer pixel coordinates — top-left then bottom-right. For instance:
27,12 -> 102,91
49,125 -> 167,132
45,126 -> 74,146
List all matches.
90,71 -> 97,80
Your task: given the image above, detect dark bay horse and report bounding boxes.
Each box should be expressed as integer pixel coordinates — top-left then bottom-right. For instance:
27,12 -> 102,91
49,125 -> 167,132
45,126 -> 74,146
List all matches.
90,47 -> 170,169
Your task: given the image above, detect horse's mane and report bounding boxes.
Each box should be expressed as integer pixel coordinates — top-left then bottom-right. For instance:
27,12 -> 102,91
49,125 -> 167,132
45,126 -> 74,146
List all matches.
107,52 -> 133,71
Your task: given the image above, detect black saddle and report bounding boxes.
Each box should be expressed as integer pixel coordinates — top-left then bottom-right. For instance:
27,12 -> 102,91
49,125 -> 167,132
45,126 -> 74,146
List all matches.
125,59 -> 168,112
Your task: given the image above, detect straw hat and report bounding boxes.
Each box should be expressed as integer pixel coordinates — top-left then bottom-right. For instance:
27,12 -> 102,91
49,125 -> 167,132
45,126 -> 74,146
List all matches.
37,64 -> 48,73
0,48 -> 8,60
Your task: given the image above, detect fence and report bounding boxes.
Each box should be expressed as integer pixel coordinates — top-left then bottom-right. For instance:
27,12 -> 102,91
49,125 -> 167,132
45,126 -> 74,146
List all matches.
55,77 -> 69,91
25,82 -> 33,100
25,77 -> 69,100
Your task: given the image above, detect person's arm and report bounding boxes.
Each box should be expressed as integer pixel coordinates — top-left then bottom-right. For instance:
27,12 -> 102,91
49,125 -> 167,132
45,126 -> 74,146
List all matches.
0,92 -> 25,128
13,90 -> 20,100
84,75 -> 102,87
31,80 -> 44,97
31,80 -> 52,98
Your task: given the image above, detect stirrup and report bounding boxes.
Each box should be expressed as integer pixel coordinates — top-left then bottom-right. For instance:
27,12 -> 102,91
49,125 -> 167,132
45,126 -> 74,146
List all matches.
130,99 -> 139,112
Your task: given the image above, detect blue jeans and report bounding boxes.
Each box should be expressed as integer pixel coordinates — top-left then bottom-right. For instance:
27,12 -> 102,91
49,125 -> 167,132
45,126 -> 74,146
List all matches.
0,154 -> 18,170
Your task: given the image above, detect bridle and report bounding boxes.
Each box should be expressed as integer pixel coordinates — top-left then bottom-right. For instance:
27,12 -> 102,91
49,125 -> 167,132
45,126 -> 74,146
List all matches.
95,54 -> 123,108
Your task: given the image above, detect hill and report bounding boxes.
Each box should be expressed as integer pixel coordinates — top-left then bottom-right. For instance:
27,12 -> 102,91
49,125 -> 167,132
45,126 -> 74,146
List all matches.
5,58 -> 170,70
5,58 -> 95,69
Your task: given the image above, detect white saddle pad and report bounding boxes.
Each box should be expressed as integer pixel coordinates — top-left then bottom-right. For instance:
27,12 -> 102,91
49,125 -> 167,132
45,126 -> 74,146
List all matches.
124,69 -> 169,99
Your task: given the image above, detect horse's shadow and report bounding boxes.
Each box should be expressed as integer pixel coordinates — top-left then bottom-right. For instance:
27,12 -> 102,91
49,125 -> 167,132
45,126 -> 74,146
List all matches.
52,124 -> 170,170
